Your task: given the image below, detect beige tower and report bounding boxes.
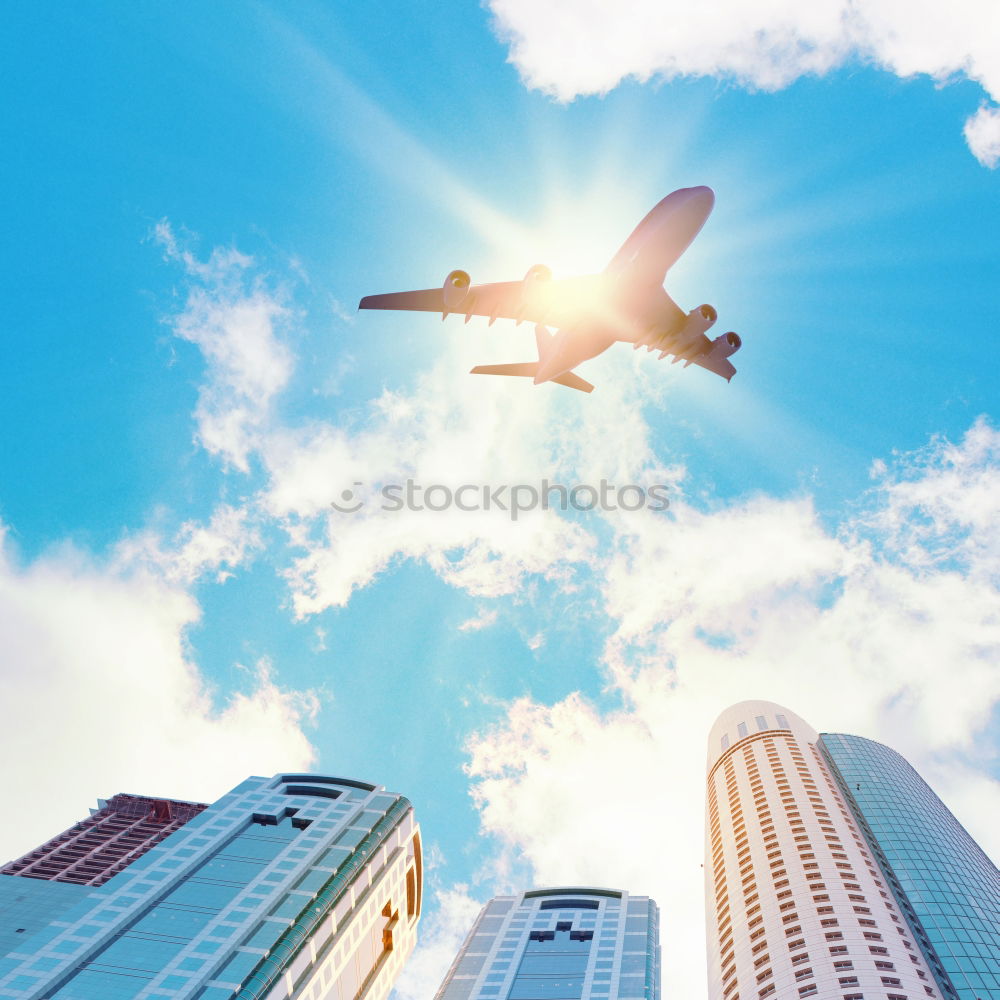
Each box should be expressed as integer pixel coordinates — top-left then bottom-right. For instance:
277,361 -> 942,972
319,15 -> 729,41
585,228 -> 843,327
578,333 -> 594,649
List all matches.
705,702 -> 939,1000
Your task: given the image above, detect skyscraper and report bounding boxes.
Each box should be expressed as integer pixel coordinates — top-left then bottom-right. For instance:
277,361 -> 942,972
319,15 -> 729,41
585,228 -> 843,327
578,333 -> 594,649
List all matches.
705,702 -> 940,1000
0,793 -> 209,887
434,887 -> 659,1000
0,773 -> 422,1000
821,733 -> 1000,1000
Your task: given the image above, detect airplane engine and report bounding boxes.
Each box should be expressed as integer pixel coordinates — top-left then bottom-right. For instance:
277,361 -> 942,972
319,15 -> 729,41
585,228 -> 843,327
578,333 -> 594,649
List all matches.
521,264 -> 552,309
656,303 -> 717,352
442,269 -> 471,312
703,331 -> 742,361
686,303 -> 718,336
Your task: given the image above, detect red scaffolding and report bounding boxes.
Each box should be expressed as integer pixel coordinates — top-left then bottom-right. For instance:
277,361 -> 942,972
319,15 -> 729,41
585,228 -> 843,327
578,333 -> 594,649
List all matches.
0,793 -> 207,887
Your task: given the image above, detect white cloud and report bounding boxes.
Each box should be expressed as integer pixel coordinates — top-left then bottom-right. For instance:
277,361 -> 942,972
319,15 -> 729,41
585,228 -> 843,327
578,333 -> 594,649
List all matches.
0,524 -> 317,865
964,105 -> 1000,168
459,608 -> 501,632
860,415 -> 1000,579
114,503 -> 261,585
156,221 -> 294,471
465,419 -> 1000,1000
257,344 -> 670,616
488,0 -> 1000,166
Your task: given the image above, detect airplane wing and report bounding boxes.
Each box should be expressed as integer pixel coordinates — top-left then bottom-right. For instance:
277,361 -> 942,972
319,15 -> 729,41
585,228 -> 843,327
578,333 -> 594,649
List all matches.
672,334 -> 737,382
690,351 -> 737,382
359,275 -> 602,331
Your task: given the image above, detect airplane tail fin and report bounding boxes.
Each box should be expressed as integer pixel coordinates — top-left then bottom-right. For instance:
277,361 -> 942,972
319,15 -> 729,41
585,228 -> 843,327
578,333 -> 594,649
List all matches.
534,324 -> 554,360
470,363 -> 594,393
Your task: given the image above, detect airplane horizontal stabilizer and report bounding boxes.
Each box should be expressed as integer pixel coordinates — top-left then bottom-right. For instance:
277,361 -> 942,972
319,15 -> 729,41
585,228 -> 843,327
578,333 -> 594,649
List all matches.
552,371 -> 594,393
470,363 -> 538,378
470,363 -> 594,392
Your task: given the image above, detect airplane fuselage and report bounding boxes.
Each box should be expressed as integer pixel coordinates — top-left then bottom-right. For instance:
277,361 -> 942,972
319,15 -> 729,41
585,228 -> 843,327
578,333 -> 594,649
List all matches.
530,186 -> 716,385
533,285 -> 679,384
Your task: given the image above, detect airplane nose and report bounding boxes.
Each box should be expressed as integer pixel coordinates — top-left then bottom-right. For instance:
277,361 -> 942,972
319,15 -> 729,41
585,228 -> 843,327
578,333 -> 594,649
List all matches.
687,185 -> 715,212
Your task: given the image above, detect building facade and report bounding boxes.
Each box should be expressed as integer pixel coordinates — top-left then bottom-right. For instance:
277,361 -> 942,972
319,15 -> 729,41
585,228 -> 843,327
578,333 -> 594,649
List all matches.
821,733 -> 1000,1000
434,887 -> 659,1000
705,702 -> 940,1000
0,773 -> 422,1000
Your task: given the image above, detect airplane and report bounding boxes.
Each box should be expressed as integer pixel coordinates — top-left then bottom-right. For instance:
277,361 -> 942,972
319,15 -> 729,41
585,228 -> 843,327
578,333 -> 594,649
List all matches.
358,185 -> 741,393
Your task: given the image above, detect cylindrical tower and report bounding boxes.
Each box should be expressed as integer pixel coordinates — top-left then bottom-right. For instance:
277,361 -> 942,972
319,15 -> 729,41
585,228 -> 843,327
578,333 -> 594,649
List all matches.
705,701 -> 939,1000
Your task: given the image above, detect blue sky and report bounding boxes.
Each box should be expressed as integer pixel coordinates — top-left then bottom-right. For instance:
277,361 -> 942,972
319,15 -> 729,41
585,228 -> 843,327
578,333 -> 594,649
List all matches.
2,3 -> 999,997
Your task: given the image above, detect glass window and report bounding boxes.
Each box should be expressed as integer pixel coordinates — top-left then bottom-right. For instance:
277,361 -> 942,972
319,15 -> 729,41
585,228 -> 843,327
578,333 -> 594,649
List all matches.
508,979 -> 584,1000
507,924 -> 594,1000
621,955 -> 647,975
517,954 -> 588,976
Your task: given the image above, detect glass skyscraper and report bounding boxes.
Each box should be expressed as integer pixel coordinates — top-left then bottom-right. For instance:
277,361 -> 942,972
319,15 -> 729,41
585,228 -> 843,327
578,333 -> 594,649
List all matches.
821,733 -> 1000,1000
434,887 -> 659,1000
0,773 -> 422,1000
